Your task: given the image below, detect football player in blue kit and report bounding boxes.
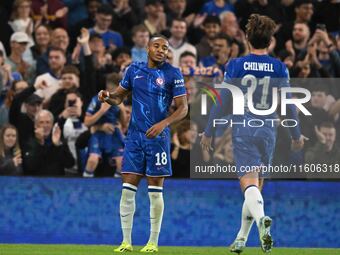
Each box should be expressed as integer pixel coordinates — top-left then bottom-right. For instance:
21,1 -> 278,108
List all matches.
98,35 -> 188,252
201,14 -> 306,253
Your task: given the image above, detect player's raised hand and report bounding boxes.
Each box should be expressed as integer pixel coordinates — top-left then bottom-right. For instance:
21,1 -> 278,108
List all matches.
98,90 -> 110,103
200,132 -> 213,152
291,135 -> 309,151
146,121 -> 167,139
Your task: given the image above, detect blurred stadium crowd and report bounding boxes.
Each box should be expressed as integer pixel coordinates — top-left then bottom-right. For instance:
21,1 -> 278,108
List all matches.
0,0 -> 339,178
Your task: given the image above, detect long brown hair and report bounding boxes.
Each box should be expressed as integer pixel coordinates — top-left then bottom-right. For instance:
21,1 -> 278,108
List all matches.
0,124 -> 20,158
10,0 -> 32,20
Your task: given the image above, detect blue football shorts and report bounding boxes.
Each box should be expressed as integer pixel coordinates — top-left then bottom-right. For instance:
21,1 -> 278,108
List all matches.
122,129 -> 172,177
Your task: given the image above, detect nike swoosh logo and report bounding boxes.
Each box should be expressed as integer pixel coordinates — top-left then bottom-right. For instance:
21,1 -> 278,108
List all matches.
121,214 -> 130,217
135,75 -> 144,79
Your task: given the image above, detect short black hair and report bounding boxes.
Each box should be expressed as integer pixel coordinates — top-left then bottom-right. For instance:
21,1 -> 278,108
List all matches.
111,47 -> 131,60
295,0 -> 314,8
149,34 -> 169,44
49,46 -> 65,55
319,121 -> 335,130
89,33 -> 102,41
97,4 -> 113,16
310,83 -> 329,95
203,15 -> 221,26
179,51 -> 196,60
86,0 -> 101,4
171,17 -> 187,27
145,0 -> 163,6
214,33 -> 232,46
61,65 -> 80,77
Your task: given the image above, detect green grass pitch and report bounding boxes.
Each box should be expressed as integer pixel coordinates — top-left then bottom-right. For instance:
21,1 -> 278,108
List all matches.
0,245 -> 339,255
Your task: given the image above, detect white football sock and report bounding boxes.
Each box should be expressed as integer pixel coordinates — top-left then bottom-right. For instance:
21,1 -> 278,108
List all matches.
236,201 -> 255,241
244,186 -> 265,227
120,183 -> 137,245
148,186 -> 164,245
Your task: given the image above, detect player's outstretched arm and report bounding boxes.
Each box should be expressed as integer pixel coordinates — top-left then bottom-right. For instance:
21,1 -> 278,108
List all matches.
98,86 -> 130,106
146,95 -> 188,138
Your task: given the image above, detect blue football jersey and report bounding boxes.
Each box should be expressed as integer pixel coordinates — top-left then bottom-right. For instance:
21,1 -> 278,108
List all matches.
224,53 -> 300,138
120,62 -> 186,133
86,95 -> 121,125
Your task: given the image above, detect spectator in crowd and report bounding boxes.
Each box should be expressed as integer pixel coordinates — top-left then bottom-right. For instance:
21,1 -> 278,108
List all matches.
131,25 -> 150,63
143,0 -> 167,36
276,0 -> 314,51
110,0 -> 138,46
89,4 -> 124,51
179,51 -> 197,70
48,65 -> 80,118
0,50 -> 13,93
5,32 -> 35,84
71,0 -> 102,49
219,11 -> 246,56
0,124 -> 23,175
235,0 -> 283,29
74,0 -> 101,31
89,33 -> 109,68
22,109 -> 75,175
200,33 -> 231,73
59,90 -> 87,176
62,0 -> 87,29
9,0 -> 34,47
201,0 -> 234,16
167,48 -> 174,65
9,81 -> 45,147
34,46 -> 66,103
169,18 -> 197,67
213,128 -> 234,166
171,120 -> 204,178
31,0 -> 68,29
111,47 -> 132,74
36,27 -> 70,75
88,33 -> 113,91
195,15 -> 221,59
280,22 -> 310,64
0,80 -> 29,127
47,27 -> 96,109
305,122 -> 340,164
83,73 -> 127,177
313,29 -> 340,78
299,85 -> 335,148
279,0 -> 295,22
28,24 -> 51,62
166,0 -> 188,26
